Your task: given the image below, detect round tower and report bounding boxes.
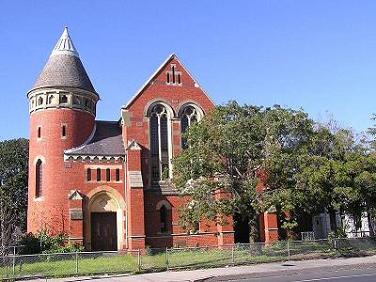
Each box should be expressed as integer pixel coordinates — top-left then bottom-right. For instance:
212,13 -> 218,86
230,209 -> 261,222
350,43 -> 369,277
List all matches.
27,27 -> 99,234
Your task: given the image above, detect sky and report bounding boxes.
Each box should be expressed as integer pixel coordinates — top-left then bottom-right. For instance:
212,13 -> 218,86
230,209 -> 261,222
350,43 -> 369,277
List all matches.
1,1 -> 376,140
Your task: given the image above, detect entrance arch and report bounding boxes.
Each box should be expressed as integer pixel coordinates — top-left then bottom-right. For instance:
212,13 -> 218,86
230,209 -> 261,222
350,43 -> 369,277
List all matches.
84,186 -> 125,251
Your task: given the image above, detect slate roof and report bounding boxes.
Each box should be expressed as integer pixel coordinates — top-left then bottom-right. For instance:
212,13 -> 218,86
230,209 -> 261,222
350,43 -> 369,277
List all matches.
31,27 -> 97,94
65,121 -> 125,156
32,54 -> 97,93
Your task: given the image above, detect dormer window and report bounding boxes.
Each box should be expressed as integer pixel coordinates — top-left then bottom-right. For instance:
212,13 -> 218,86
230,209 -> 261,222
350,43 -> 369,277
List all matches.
166,64 -> 182,85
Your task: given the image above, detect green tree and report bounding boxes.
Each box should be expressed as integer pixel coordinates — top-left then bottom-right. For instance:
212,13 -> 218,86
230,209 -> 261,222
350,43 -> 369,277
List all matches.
173,102 -> 266,240
174,102 -> 376,240
0,138 -> 28,235
368,114 -> 376,150
173,102 -> 318,240
260,106 -> 315,238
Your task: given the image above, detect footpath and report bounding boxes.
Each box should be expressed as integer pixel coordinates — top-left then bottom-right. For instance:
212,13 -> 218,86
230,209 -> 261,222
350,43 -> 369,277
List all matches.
28,255 -> 376,282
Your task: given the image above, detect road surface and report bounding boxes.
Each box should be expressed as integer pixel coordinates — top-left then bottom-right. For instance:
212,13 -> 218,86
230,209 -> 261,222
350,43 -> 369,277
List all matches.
206,263 -> 376,282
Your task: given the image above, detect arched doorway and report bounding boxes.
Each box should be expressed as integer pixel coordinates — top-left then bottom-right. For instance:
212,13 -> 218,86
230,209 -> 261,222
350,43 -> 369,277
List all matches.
87,190 -> 124,251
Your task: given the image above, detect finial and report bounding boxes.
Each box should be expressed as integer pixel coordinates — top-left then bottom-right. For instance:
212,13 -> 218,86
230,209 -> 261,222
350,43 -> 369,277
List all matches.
50,27 -> 79,57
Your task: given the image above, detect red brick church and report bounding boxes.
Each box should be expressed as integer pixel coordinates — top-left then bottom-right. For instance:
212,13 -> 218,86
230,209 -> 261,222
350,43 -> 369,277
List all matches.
27,28 -> 278,251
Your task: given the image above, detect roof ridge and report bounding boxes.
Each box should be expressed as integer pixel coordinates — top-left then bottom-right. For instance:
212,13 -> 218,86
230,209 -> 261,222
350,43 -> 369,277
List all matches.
96,120 -> 119,124
122,53 -> 214,109
122,53 -> 175,109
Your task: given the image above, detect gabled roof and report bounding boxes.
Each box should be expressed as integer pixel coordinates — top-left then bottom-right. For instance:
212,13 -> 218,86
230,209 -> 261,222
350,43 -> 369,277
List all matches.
30,27 -> 97,95
65,120 -> 125,156
122,53 -> 214,109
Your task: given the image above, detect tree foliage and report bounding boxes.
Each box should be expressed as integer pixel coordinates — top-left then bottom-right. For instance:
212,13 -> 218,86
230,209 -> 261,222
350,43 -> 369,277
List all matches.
173,102 -> 376,240
0,138 -> 28,248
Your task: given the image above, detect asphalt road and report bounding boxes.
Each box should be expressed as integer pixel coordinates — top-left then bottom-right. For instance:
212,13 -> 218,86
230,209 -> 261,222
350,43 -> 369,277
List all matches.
206,263 -> 376,282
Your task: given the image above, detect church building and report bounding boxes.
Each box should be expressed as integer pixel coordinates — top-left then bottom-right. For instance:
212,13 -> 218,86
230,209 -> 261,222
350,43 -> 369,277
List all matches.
27,28 -> 241,251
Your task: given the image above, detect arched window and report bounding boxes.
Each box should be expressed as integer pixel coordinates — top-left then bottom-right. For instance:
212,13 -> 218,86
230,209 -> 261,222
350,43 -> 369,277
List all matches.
87,168 -> 92,181
48,95 -> 54,104
149,104 -> 172,182
60,95 -> 68,103
160,205 -> 168,233
115,169 -> 120,182
106,168 -> 111,181
38,97 -> 43,106
73,95 -> 81,105
180,105 -> 202,149
96,168 -> 101,181
166,72 -> 170,84
35,159 -> 43,198
192,222 -> 199,233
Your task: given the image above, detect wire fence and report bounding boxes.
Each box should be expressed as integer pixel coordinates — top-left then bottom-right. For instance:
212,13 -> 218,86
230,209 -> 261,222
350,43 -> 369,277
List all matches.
1,237 -> 376,279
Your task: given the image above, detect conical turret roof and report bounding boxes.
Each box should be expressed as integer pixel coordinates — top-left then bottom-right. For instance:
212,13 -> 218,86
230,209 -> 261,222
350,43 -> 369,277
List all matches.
31,27 -> 97,94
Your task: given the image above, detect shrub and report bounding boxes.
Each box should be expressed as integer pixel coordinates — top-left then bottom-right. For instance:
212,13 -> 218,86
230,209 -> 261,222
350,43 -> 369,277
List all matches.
18,230 -> 83,254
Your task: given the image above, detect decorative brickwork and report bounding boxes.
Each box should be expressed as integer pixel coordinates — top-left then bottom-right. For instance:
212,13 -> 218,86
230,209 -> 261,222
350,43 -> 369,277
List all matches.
27,28 -> 277,251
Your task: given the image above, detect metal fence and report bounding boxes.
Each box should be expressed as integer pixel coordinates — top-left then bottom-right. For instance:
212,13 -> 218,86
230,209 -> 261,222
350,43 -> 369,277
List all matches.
1,237 -> 376,279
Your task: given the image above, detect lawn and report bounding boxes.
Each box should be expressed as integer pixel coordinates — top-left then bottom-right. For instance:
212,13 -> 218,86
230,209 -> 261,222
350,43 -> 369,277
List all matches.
1,253 -> 139,279
1,241 -> 375,279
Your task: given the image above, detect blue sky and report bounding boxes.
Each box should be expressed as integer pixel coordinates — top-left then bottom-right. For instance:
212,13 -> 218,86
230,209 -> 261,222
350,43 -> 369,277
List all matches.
1,1 -> 375,140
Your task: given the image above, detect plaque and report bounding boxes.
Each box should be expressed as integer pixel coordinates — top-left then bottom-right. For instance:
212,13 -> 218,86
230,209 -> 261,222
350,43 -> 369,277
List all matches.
70,208 -> 83,220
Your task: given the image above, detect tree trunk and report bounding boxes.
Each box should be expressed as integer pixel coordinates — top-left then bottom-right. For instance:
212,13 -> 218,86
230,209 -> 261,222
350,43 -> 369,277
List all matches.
366,206 -> 375,237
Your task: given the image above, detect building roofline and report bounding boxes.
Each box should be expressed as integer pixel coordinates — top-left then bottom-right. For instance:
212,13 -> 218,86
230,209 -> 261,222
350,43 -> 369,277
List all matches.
27,85 -> 100,98
122,53 -> 215,109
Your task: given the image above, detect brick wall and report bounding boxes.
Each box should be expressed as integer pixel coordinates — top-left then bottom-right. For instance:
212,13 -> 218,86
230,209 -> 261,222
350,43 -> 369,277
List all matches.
28,108 -> 95,234
124,56 -> 234,248
28,55 -> 237,250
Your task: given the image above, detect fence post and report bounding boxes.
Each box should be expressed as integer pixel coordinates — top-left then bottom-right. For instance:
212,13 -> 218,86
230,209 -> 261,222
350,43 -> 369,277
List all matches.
75,252 -> 79,275
12,246 -> 16,277
231,245 -> 235,265
165,247 -> 169,271
287,240 -> 290,259
137,249 -> 141,272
